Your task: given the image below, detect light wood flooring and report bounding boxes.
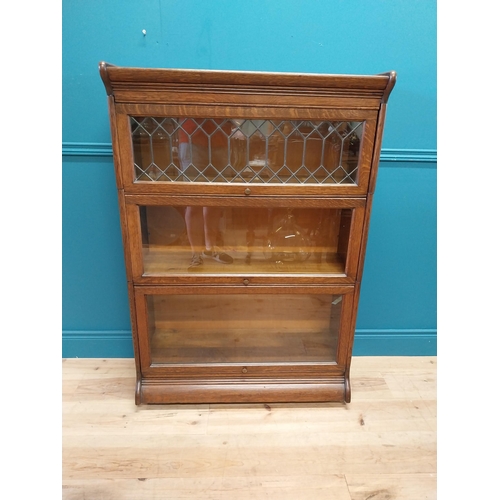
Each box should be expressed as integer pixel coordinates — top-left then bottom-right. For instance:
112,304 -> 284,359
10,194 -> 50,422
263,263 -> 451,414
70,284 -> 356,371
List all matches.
62,356 -> 437,499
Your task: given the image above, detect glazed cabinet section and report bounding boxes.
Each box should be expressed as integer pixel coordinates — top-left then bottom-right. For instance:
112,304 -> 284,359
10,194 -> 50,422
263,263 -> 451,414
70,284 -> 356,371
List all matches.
112,110 -> 380,196
131,117 -> 365,185
124,196 -> 365,283
134,286 -> 357,404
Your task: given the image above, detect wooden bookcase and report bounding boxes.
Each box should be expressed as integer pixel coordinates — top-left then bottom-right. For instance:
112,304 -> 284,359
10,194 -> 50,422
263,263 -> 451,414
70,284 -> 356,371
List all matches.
99,62 -> 396,404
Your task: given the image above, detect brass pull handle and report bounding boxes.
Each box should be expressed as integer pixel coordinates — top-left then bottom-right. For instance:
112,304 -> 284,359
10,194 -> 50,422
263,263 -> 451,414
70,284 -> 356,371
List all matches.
244,188 -> 251,196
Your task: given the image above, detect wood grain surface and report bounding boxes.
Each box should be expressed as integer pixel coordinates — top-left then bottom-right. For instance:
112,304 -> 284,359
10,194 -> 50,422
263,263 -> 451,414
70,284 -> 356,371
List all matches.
62,356 -> 436,499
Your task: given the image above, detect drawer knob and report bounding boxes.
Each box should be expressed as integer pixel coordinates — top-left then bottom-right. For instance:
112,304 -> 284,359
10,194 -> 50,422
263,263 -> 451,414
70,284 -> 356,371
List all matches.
244,188 -> 251,196
243,279 -> 250,286
242,367 -> 248,374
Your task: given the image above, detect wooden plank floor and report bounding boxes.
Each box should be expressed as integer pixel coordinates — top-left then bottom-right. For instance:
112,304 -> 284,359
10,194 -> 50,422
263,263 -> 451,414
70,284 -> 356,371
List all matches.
62,356 -> 437,499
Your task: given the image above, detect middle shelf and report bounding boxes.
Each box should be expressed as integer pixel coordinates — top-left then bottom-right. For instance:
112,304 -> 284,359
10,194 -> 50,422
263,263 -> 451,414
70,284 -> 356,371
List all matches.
124,197 -> 367,283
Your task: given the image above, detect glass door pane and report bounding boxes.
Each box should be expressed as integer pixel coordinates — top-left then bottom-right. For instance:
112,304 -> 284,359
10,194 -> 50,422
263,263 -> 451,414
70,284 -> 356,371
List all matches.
139,205 -> 354,275
146,293 -> 342,364
131,117 -> 363,185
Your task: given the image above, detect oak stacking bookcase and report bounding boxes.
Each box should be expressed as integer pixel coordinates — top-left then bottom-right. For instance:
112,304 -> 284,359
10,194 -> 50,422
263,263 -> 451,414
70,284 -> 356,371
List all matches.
99,62 -> 396,404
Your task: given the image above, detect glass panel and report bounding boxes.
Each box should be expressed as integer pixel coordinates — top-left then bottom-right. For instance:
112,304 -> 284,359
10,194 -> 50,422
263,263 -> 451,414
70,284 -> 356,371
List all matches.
131,117 -> 363,184
147,293 -> 341,364
140,205 -> 353,275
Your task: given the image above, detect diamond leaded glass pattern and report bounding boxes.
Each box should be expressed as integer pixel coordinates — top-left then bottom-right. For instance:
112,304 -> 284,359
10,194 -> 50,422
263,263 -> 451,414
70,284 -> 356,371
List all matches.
130,117 -> 363,184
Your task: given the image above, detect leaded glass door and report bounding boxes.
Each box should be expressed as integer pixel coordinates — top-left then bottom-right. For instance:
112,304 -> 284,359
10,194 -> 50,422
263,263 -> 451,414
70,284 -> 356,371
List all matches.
113,109 -> 379,196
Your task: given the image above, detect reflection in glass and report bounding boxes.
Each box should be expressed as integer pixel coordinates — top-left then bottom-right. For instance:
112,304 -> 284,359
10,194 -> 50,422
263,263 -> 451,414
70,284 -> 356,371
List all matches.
147,293 -> 341,364
140,205 -> 352,275
265,209 -> 312,264
131,117 -> 363,184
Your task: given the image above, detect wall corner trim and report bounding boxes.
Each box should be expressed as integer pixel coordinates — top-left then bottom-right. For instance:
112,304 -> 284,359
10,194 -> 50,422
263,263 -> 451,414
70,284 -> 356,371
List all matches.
62,328 -> 437,358
62,142 -> 114,157
62,142 -> 437,164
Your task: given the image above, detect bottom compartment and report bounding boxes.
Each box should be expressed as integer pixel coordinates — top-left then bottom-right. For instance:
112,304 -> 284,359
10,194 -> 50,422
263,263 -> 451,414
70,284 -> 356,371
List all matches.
146,293 -> 341,364
133,286 -> 356,405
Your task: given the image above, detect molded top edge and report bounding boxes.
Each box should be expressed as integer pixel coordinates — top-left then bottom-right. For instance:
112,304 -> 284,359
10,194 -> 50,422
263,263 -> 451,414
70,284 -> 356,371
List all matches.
98,61 -> 396,97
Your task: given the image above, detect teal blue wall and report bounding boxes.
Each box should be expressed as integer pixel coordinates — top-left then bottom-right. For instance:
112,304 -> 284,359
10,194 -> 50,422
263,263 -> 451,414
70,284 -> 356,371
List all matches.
62,0 -> 436,357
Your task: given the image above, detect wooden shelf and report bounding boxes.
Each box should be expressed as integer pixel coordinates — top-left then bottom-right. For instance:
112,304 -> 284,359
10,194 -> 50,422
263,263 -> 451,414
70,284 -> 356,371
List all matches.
151,328 -> 338,364
143,247 -> 346,275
